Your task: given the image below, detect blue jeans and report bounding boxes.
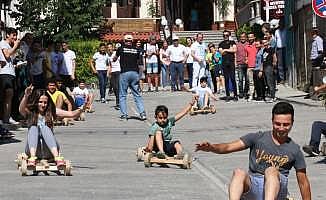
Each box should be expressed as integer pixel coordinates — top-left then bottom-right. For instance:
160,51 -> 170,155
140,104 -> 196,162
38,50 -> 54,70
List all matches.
237,64 -> 249,96
276,47 -> 286,81
170,62 -> 184,90
186,63 -> 193,88
241,173 -> 288,200
309,121 -> 326,148
119,71 -> 146,117
161,64 -> 170,88
97,70 -> 108,99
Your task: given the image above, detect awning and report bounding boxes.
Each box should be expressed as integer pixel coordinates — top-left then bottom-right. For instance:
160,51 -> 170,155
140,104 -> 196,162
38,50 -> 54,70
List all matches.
100,32 -> 161,42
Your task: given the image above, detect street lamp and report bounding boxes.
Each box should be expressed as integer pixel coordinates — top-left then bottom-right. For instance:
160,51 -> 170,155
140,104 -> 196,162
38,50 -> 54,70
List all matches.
161,16 -> 171,42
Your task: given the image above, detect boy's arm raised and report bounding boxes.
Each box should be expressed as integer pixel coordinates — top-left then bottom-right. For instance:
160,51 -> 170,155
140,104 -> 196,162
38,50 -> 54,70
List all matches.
175,97 -> 197,122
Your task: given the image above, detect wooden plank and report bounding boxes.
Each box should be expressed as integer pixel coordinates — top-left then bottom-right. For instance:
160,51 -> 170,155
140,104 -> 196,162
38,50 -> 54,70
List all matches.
150,157 -> 183,165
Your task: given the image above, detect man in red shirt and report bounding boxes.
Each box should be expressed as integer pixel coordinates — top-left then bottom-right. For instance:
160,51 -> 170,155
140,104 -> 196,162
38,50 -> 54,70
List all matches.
236,33 -> 249,99
245,33 -> 258,100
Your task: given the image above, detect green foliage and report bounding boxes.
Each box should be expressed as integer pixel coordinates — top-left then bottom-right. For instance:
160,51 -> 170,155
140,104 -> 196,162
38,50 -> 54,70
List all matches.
10,0 -> 105,41
178,37 -> 187,46
236,23 -> 252,38
69,40 -> 101,84
147,1 -> 158,18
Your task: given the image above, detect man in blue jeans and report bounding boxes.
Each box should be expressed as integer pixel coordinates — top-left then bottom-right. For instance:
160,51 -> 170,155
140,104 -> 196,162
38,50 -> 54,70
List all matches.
303,82 -> 326,156
113,35 -> 146,121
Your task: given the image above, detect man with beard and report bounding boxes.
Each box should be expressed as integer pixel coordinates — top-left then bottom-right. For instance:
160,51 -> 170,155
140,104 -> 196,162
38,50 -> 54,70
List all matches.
218,30 -> 237,101
196,102 -> 311,200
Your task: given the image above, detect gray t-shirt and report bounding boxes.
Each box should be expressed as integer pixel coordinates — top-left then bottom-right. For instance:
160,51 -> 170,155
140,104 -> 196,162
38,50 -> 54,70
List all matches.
240,131 -> 306,177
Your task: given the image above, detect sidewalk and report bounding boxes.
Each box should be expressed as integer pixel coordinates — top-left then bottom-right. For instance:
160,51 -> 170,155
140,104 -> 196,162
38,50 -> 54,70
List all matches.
276,84 -> 322,107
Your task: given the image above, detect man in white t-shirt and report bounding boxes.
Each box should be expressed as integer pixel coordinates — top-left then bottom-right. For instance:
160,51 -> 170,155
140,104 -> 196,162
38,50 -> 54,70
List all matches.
0,27 -> 20,125
108,43 -> 121,109
90,43 -> 109,103
191,33 -> 207,87
60,41 -> 76,90
167,35 -> 187,91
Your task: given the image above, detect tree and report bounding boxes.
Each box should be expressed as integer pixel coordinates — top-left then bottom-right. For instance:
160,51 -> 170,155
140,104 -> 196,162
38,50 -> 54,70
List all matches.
10,0 -> 105,41
214,0 -> 232,20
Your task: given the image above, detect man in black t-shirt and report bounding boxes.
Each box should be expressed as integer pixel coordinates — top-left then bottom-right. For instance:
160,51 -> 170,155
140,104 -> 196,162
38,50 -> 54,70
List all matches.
262,39 -> 277,102
113,35 -> 146,121
196,102 -> 311,200
218,30 -> 238,101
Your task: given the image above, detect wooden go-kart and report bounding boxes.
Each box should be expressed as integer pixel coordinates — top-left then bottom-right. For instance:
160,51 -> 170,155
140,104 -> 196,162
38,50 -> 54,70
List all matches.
15,153 -> 72,176
189,105 -> 216,115
136,147 -> 192,169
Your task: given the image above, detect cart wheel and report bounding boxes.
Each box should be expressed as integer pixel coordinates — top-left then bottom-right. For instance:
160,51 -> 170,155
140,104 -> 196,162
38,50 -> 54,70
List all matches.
20,159 -> 28,176
189,107 -> 195,116
80,113 -> 85,121
321,142 -> 326,156
182,153 -> 191,169
144,153 -> 153,168
211,106 -> 216,114
136,147 -> 144,161
64,160 -> 72,176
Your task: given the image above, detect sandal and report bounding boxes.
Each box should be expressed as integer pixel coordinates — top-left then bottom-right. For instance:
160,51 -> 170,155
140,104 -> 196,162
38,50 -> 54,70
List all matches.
55,156 -> 65,167
27,156 -> 37,167
156,151 -> 167,159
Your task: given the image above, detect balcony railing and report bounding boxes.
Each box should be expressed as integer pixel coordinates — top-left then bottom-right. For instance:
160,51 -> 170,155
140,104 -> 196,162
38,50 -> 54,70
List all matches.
235,0 -> 261,27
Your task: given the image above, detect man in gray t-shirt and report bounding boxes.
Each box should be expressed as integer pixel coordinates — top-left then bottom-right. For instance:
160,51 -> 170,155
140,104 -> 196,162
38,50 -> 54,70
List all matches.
196,102 -> 311,200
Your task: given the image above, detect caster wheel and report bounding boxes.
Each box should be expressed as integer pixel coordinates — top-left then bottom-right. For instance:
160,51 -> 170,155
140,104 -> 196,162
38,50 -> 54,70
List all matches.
144,153 -> 153,168
321,142 -> 326,156
20,159 -> 27,176
64,160 -> 72,176
182,153 -> 191,169
136,147 -> 145,161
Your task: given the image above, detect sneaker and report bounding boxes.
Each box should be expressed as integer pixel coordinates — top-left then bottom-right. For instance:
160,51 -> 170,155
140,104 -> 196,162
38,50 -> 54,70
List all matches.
233,96 -> 238,102
114,105 -> 120,110
55,156 -> 65,167
156,151 -> 167,159
147,88 -> 152,92
119,115 -> 128,121
155,87 -> 159,92
8,117 -> 19,125
139,113 -> 147,121
101,98 -> 106,103
303,145 -> 319,156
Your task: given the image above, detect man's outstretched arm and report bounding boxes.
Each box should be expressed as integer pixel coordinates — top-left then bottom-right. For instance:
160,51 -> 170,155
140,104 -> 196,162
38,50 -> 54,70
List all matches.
195,139 -> 247,154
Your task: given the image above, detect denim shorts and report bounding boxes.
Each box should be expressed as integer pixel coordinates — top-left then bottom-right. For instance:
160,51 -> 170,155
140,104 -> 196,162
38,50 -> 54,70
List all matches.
153,140 -> 180,157
214,64 -> 224,77
146,63 -> 159,74
75,96 -> 85,107
241,173 -> 288,200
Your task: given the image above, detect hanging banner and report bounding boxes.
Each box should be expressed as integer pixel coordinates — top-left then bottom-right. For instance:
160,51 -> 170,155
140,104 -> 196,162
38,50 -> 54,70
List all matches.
261,0 -> 285,21
312,0 -> 326,18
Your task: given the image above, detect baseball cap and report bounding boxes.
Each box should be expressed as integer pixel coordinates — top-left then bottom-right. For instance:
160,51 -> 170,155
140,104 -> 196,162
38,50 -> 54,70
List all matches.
172,35 -> 179,41
124,34 -> 133,41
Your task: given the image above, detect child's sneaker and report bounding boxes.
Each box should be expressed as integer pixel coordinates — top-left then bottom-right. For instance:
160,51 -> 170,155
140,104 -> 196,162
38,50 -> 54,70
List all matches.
27,156 -> 37,168
156,151 -> 166,159
55,156 -> 65,167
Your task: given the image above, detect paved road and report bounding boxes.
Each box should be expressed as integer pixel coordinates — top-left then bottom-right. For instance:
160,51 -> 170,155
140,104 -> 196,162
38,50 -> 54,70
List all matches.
0,88 -> 325,200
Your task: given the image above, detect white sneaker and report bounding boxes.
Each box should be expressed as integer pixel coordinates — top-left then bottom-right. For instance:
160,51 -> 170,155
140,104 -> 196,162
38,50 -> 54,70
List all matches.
9,117 -> 19,125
